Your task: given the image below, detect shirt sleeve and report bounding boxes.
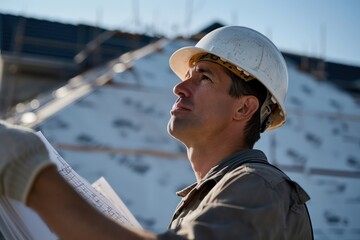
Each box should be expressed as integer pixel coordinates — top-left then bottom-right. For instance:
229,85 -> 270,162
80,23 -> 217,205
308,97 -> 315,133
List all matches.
157,169 -> 289,240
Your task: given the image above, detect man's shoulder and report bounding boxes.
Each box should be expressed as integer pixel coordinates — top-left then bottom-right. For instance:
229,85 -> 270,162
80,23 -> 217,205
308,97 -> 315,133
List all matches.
224,160 -> 290,187
203,162 -> 289,207
215,161 -> 310,204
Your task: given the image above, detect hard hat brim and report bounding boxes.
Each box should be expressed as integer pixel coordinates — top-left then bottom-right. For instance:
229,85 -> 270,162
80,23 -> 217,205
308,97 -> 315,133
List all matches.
169,46 -> 208,80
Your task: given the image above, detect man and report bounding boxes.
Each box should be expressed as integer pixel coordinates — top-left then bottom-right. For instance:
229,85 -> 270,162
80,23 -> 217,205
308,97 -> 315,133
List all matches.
0,26 -> 313,239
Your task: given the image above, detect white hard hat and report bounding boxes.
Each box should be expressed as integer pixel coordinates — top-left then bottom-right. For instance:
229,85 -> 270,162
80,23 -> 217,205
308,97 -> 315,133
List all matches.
169,26 -> 288,131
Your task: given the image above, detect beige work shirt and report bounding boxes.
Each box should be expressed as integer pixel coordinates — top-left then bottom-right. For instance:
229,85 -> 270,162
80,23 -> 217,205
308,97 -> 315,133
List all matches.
158,149 -> 313,240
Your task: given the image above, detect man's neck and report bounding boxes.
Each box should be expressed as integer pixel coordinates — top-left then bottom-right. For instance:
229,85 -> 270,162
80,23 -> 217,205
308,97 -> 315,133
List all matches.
187,138 -> 247,182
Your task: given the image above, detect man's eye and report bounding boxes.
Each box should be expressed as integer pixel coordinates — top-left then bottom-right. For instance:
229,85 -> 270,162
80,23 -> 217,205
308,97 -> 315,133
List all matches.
202,75 -> 212,81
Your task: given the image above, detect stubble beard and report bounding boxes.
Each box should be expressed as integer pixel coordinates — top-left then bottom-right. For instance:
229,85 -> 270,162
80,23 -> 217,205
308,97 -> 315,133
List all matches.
167,115 -> 199,145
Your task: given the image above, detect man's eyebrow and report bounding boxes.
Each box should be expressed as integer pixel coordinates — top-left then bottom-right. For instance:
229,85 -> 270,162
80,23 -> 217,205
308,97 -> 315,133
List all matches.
185,64 -> 216,79
195,65 -> 216,78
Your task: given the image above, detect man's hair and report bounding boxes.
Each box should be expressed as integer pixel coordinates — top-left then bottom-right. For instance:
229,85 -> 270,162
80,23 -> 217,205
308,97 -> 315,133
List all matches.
226,70 -> 268,149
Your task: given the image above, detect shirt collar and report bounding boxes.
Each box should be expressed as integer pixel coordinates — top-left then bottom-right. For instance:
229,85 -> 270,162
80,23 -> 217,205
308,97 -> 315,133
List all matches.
176,149 -> 267,197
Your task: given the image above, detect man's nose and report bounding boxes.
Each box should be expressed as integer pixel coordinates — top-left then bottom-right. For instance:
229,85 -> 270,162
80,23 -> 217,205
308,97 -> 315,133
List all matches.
173,80 -> 191,98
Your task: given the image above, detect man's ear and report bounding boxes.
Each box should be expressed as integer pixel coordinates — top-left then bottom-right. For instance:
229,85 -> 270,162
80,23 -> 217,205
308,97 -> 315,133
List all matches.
233,96 -> 259,121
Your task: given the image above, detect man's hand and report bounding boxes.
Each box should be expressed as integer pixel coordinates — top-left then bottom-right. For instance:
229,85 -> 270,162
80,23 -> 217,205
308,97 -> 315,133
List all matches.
0,120 -> 55,204
0,121 -> 156,239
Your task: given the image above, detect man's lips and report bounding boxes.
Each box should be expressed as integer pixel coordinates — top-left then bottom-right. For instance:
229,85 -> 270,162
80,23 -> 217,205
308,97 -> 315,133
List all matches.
171,102 -> 192,114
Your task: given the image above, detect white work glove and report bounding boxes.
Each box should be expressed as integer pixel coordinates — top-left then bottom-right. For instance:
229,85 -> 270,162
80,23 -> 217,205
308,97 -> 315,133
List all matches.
0,120 -> 55,204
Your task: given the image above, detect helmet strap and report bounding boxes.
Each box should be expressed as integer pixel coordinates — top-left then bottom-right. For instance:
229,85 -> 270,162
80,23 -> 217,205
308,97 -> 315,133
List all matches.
260,91 -> 273,132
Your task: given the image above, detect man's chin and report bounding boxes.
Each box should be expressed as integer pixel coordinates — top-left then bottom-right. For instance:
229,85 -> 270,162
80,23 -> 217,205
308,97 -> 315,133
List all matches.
167,120 -> 177,137
167,119 -> 185,141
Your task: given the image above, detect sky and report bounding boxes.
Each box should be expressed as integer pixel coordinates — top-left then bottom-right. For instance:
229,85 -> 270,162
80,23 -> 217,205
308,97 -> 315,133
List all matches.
1,0 -> 360,66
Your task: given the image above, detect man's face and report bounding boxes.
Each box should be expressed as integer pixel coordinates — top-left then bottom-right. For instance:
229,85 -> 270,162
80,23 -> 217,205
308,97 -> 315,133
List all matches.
168,61 -> 239,145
